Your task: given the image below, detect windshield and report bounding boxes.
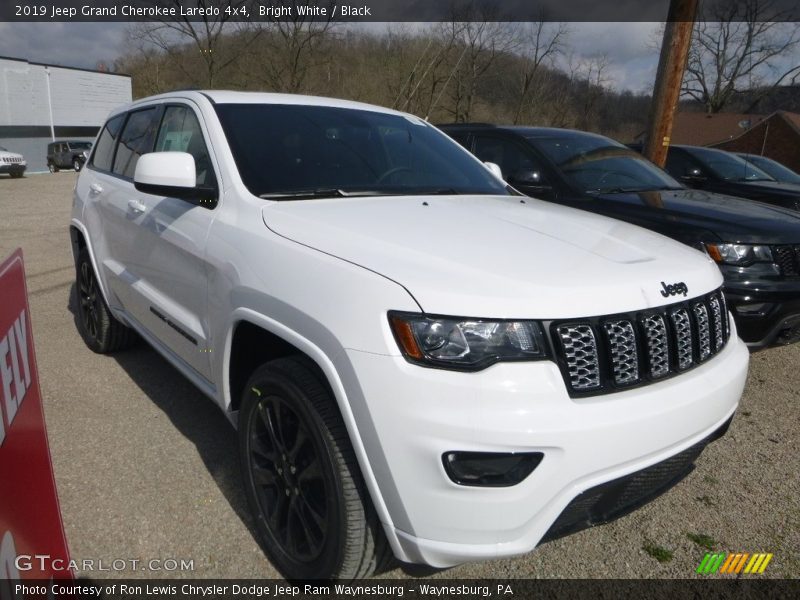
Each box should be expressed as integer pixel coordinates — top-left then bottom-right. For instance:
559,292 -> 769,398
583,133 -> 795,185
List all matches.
742,155 -> 800,185
529,134 -> 682,193
689,147 -> 775,182
68,142 -> 92,150
215,104 -> 509,199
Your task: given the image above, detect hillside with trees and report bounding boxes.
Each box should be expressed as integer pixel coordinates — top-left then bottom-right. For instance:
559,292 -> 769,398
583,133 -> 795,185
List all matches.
113,22 -> 653,143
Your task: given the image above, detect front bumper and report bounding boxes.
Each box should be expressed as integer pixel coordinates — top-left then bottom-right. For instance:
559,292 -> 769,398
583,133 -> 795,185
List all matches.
0,163 -> 26,175
345,328 -> 748,568
724,284 -> 800,349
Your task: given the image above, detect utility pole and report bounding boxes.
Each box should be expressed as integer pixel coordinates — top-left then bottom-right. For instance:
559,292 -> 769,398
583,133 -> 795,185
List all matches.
643,0 -> 698,167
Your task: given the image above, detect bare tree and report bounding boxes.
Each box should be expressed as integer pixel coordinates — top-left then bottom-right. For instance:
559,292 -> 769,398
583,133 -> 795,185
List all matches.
251,16 -> 336,93
390,25 -> 462,118
128,0 -> 262,88
568,53 -> 611,131
438,15 -> 517,122
683,0 -> 800,113
512,21 -> 569,124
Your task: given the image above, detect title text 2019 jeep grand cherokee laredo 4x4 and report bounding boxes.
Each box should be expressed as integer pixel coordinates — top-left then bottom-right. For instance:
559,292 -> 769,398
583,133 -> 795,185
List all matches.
70,91 -> 748,580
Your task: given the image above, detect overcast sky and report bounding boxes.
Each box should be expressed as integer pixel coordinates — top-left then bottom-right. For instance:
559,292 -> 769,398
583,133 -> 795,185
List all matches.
0,21 -> 714,94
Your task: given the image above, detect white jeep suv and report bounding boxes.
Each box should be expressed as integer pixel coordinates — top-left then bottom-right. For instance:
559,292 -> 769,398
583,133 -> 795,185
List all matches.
0,146 -> 26,178
70,91 -> 749,580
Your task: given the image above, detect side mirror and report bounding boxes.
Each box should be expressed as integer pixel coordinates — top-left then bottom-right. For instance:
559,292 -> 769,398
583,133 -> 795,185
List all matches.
134,152 -> 216,202
484,161 -> 504,181
681,167 -> 707,184
508,169 -> 545,185
508,169 -> 553,196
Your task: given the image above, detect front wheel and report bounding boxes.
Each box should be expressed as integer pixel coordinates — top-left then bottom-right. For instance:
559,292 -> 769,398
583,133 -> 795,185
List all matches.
239,357 -> 390,580
73,158 -> 82,172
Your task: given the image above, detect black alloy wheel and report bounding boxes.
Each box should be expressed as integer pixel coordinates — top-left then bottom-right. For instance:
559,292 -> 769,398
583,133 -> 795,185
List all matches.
78,260 -> 101,341
74,246 -> 137,353
239,357 -> 390,580
247,393 -> 330,563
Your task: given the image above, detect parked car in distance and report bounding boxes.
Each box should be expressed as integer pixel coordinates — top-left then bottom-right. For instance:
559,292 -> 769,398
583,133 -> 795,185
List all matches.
736,153 -> 800,186
653,144 -> 800,212
72,92 -> 748,579
441,124 -> 800,349
47,140 -> 93,172
0,145 -> 27,178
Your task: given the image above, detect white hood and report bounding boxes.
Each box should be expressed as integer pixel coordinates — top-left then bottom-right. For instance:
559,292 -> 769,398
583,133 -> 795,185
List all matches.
262,195 -> 722,318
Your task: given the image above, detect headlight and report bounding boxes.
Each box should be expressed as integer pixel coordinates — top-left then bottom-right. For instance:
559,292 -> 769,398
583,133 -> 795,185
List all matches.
705,243 -> 773,266
388,312 -> 548,370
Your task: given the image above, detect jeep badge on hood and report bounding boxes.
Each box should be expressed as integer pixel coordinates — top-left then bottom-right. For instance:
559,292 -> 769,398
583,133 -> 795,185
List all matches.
661,281 -> 689,297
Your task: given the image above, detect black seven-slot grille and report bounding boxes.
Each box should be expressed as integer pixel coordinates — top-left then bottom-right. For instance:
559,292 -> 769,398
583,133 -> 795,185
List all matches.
552,289 -> 729,396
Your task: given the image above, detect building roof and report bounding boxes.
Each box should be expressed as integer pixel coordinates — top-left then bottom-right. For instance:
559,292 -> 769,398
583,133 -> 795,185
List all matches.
669,112 -> 765,146
0,54 -> 130,78
708,109 -> 800,147
780,110 -> 800,134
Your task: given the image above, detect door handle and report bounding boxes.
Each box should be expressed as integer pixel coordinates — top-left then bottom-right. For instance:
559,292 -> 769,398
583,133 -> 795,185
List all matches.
89,183 -> 103,195
127,199 -> 146,214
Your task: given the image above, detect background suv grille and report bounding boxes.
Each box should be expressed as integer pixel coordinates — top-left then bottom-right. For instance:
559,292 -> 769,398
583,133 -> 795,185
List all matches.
774,245 -> 800,276
553,289 -> 730,396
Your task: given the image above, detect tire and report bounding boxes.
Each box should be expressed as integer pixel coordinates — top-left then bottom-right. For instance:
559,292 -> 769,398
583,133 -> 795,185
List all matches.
239,357 -> 391,580
75,247 -> 137,353
48,162 -> 58,173
10,170 -> 23,179
73,158 -> 82,172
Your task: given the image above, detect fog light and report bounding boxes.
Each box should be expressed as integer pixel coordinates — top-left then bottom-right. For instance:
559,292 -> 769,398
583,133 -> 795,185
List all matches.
442,451 -> 544,487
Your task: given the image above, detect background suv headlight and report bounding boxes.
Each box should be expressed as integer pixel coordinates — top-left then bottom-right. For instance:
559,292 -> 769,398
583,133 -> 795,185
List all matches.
389,312 -> 548,370
705,243 -> 773,266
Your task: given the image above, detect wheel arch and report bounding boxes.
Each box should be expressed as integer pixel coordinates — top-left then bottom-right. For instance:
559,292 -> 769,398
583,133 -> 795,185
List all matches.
222,309 -> 406,560
69,221 -> 114,314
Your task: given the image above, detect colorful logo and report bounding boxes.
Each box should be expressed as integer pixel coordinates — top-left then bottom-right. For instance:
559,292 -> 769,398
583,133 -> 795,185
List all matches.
696,552 -> 773,575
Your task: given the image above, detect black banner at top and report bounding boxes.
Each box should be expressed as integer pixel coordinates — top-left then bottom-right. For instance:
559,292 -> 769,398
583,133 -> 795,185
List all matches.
3,0 -> 800,22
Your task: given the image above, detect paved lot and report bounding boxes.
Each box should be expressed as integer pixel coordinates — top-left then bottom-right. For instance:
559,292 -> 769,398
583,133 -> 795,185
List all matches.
1,172 -> 798,579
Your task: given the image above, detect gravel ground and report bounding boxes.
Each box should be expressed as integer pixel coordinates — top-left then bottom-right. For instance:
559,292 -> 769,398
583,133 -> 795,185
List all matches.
1,172 -> 798,580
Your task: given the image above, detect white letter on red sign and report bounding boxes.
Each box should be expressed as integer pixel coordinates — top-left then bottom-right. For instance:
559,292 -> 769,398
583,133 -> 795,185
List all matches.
13,310 -> 31,389
0,330 -> 17,439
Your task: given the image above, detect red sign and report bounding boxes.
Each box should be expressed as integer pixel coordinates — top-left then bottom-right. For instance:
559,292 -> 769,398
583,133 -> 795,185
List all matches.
0,249 -> 72,585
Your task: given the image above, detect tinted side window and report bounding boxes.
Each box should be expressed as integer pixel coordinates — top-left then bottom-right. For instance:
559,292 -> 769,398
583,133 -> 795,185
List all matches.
113,107 -> 161,179
474,135 -> 542,181
155,106 -> 216,187
665,150 -> 701,178
91,114 -> 125,172
445,131 -> 471,149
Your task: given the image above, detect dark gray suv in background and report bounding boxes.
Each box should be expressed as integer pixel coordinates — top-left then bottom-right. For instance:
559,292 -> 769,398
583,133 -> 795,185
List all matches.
47,140 -> 93,172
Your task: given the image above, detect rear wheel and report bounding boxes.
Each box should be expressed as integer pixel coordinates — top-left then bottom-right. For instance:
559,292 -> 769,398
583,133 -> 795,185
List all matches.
75,247 -> 137,353
73,158 -> 82,171
48,162 -> 58,173
239,357 -> 390,580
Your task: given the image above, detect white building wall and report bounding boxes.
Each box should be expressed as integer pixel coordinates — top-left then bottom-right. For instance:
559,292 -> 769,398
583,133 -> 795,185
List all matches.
0,57 -> 131,173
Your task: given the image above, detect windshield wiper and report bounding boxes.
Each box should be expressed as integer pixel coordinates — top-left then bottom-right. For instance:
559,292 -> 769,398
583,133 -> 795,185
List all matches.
411,187 -> 462,195
259,188 -> 401,200
260,188 -> 345,200
588,186 -> 662,194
